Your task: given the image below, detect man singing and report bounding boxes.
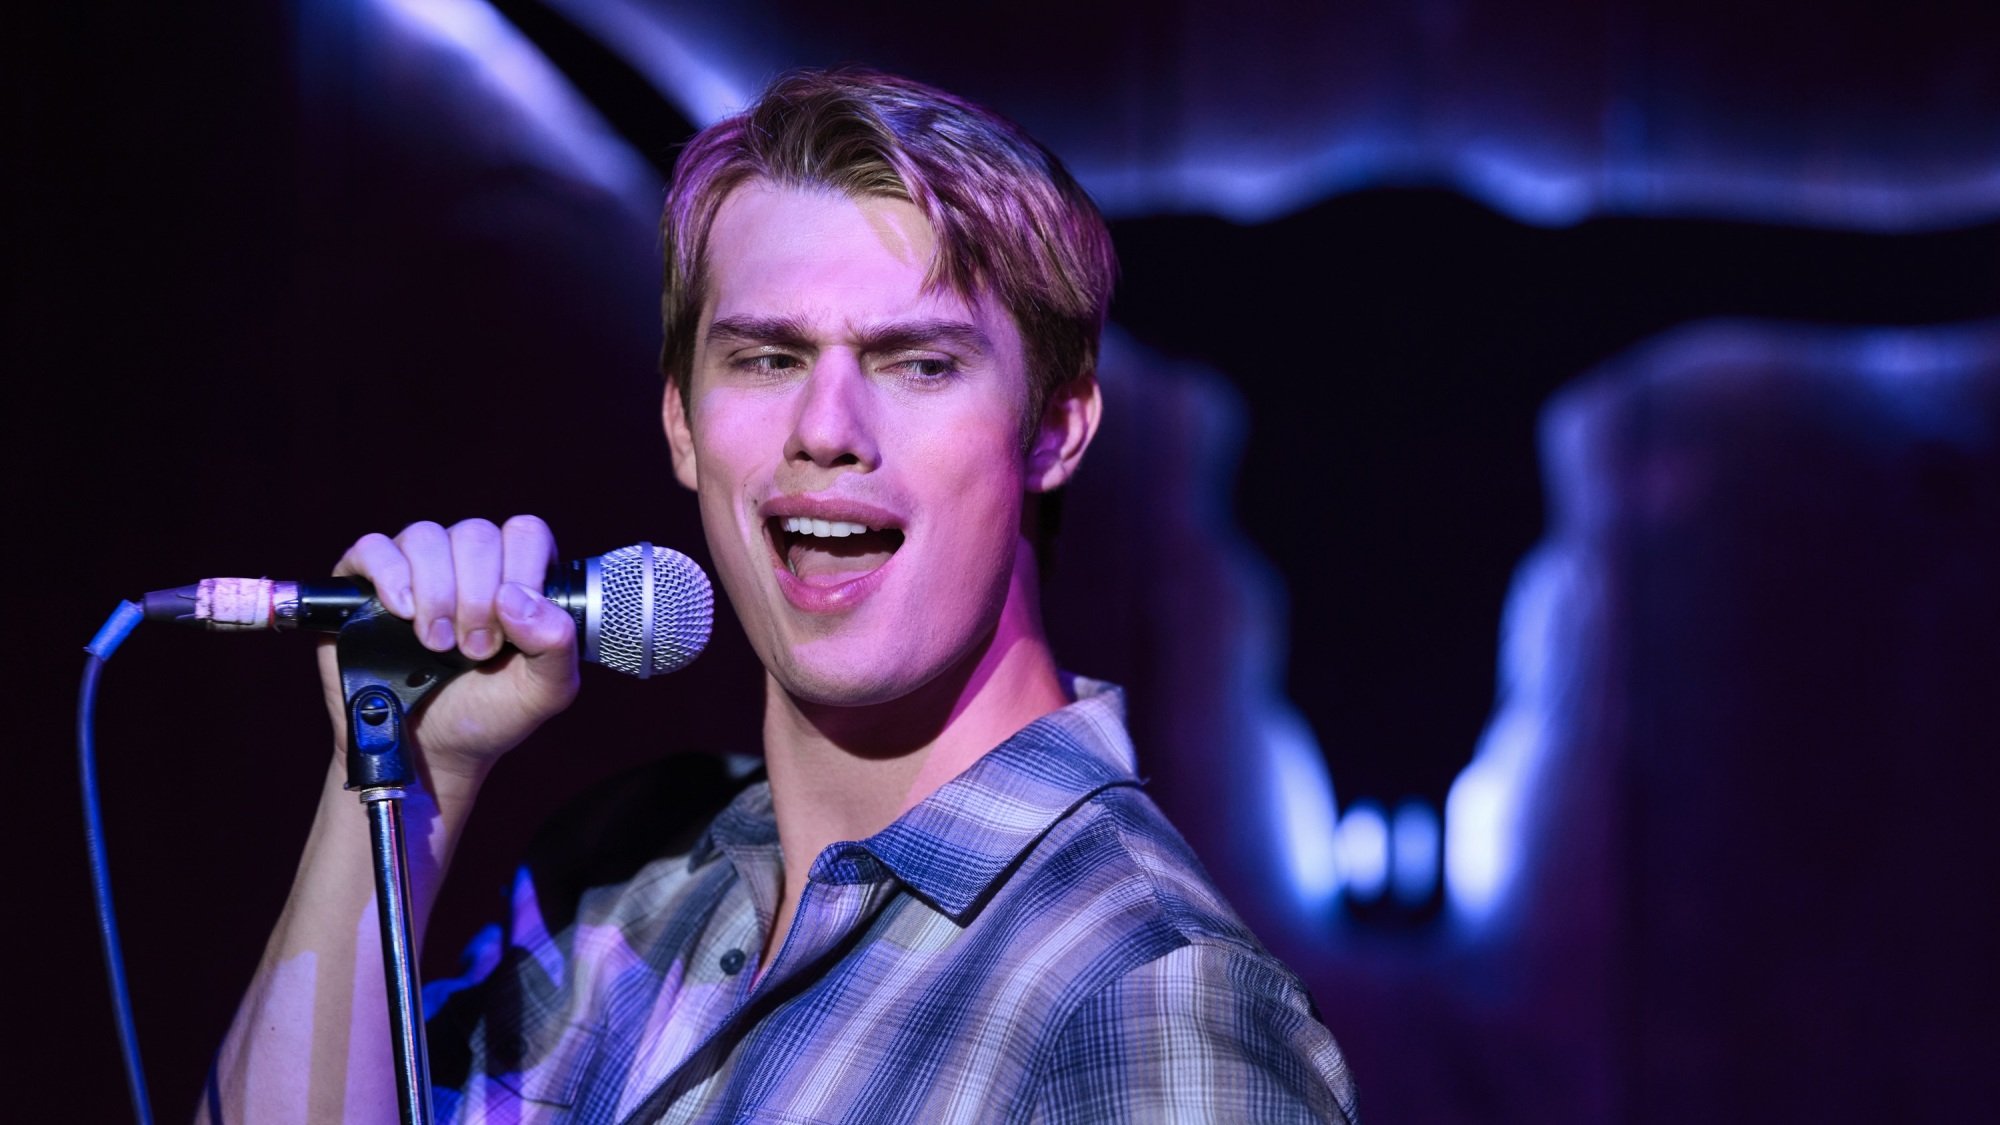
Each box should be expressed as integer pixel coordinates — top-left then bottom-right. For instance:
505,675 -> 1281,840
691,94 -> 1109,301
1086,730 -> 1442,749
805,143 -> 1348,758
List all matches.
209,69 -> 1357,1123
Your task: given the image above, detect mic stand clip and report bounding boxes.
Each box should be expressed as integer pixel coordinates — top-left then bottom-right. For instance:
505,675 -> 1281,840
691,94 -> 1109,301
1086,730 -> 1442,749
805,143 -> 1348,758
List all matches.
337,601 -> 475,1125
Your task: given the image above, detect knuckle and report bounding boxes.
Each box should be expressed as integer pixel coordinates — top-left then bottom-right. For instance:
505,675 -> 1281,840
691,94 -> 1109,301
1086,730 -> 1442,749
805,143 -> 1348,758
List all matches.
396,520 -> 447,549
451,517 -> 502,543
503,514 -> 557,558
338,532 -> 400,577
502,513 -> 550,537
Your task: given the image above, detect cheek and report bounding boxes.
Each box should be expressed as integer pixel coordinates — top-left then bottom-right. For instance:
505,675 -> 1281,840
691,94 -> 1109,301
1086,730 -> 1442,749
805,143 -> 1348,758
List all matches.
691,398 -> 777,495
688,407 -> 780,564
912,415 -> 1027,540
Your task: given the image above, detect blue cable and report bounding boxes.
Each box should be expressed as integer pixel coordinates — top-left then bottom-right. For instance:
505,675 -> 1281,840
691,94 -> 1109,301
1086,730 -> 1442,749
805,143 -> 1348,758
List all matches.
81,600 -> 155,1125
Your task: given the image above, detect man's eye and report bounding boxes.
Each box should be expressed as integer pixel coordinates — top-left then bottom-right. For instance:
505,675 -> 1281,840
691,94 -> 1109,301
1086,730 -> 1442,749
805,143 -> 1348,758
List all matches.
738,353 -> 803,375
889,357 -> 958,383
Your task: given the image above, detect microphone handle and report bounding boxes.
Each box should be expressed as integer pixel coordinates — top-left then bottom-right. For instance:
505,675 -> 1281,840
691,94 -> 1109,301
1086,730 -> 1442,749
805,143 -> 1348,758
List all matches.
297,560 -> 590,632
143,559 -> 594,635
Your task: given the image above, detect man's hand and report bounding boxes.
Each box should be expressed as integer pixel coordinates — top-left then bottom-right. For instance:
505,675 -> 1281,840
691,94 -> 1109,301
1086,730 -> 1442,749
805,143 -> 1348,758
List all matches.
209,514 -> 574,1122
317,514 -> 580,787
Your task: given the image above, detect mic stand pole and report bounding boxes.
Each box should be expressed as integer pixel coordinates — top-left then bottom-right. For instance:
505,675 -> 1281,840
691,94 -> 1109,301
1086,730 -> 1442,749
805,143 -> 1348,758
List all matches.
337,604 -> 475,1125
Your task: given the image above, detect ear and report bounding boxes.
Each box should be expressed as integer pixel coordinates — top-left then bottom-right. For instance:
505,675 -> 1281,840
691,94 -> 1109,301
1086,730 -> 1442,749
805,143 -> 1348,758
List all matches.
663,379 -> 700,491
1026,374 -> 1102,493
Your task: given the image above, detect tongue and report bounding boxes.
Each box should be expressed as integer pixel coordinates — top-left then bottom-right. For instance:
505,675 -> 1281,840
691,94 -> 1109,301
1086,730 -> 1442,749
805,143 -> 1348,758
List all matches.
787,531 -> 898,587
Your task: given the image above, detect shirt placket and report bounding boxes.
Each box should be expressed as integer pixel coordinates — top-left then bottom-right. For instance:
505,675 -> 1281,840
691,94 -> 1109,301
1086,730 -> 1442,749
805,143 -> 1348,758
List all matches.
623,843 -> 898,1124
601,881 -> 765,1121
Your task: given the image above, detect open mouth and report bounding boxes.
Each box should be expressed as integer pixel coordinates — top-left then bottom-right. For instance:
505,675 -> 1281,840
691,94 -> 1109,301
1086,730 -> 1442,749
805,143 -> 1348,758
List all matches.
768,516 -> 906,587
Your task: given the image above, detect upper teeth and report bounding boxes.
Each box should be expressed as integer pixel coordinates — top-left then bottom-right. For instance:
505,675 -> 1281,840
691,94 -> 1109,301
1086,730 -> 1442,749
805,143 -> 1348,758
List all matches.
783,517 -> 872,538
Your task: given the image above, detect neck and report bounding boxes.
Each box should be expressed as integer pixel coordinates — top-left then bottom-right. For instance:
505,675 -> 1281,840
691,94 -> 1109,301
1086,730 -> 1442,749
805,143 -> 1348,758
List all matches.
760,538 -> 1068,862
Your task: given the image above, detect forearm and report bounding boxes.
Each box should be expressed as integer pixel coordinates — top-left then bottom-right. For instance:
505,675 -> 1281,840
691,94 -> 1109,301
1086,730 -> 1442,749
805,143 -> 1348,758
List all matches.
200,515 -> 573,1122
204,755 -> 486,1124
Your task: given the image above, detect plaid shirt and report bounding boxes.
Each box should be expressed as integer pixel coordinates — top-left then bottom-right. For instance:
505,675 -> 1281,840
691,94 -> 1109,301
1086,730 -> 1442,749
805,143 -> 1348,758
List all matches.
425,680 -> 1357,1123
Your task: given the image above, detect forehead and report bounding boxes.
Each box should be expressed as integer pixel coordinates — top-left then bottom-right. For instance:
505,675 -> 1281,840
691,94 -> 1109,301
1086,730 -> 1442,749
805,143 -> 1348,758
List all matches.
701,182 -> 989,331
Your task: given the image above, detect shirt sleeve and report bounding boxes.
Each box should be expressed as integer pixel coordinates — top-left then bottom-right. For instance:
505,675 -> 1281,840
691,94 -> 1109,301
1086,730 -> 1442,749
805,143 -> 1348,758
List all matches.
1028,942 -> 1359,1124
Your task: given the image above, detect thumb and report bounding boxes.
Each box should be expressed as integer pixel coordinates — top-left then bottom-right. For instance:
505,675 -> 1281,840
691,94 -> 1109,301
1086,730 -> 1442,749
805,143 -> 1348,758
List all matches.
496,581 -> 580,693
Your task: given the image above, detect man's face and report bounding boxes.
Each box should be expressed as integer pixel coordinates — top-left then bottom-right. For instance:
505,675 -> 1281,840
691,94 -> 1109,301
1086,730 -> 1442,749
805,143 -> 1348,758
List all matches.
666,181 -> 1035,708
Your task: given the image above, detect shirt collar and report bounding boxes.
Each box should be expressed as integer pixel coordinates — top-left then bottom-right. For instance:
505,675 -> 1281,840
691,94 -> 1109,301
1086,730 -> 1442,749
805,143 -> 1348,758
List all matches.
688,781 -> 777,870
689,678 -> 1141,921
863,677 -> 1140,921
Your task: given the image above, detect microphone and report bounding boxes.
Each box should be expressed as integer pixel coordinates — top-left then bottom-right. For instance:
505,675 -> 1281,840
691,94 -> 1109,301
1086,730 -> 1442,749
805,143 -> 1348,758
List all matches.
140,542 -> 714,679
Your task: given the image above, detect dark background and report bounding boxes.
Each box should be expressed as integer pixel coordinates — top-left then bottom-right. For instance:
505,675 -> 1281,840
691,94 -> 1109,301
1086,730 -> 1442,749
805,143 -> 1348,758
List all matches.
11,1 -> 2000,1120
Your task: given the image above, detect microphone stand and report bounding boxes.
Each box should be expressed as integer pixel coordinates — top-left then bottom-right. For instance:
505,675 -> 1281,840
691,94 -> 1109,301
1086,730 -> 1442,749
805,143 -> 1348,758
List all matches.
336,604 -> 476,1125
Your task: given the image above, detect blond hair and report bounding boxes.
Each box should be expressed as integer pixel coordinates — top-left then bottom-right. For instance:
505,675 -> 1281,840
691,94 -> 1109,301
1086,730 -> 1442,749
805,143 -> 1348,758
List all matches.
660,68 -> 1117,443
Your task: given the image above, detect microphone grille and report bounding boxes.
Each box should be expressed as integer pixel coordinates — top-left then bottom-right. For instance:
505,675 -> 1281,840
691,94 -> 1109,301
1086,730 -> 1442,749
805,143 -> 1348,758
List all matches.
594,543 -> 713,678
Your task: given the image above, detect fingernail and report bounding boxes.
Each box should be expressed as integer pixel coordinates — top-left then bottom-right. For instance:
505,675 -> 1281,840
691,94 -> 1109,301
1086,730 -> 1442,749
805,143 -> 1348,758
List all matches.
427,618 -> 454,650
465,628 -> 494,658
498,581 -> 538,620
494,576 -> 540,620
394,588 -> 416,616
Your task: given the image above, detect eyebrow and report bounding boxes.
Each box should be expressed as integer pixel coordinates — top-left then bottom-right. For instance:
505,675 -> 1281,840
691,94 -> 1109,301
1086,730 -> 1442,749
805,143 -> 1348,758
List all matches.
707,314 -> 817,351
707,315 -> 992,357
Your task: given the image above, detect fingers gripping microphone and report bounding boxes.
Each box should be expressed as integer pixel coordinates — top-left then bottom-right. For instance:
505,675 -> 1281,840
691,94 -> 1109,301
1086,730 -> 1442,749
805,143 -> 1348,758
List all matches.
140,543 -> 714,678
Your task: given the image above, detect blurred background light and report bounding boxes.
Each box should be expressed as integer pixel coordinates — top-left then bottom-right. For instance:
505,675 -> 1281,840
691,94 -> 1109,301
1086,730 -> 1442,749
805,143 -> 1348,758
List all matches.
1390,798 -> 1441,908
375,0 -> 658,215
1336,800 -> 1390,905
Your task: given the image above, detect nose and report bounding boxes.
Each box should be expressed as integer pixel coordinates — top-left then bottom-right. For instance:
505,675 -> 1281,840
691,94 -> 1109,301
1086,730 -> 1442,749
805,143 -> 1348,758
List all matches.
785,351 -> 879,471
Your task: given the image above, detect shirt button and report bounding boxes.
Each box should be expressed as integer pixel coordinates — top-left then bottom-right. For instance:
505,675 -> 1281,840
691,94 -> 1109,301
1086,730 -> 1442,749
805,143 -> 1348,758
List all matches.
719,948 -> 747,975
